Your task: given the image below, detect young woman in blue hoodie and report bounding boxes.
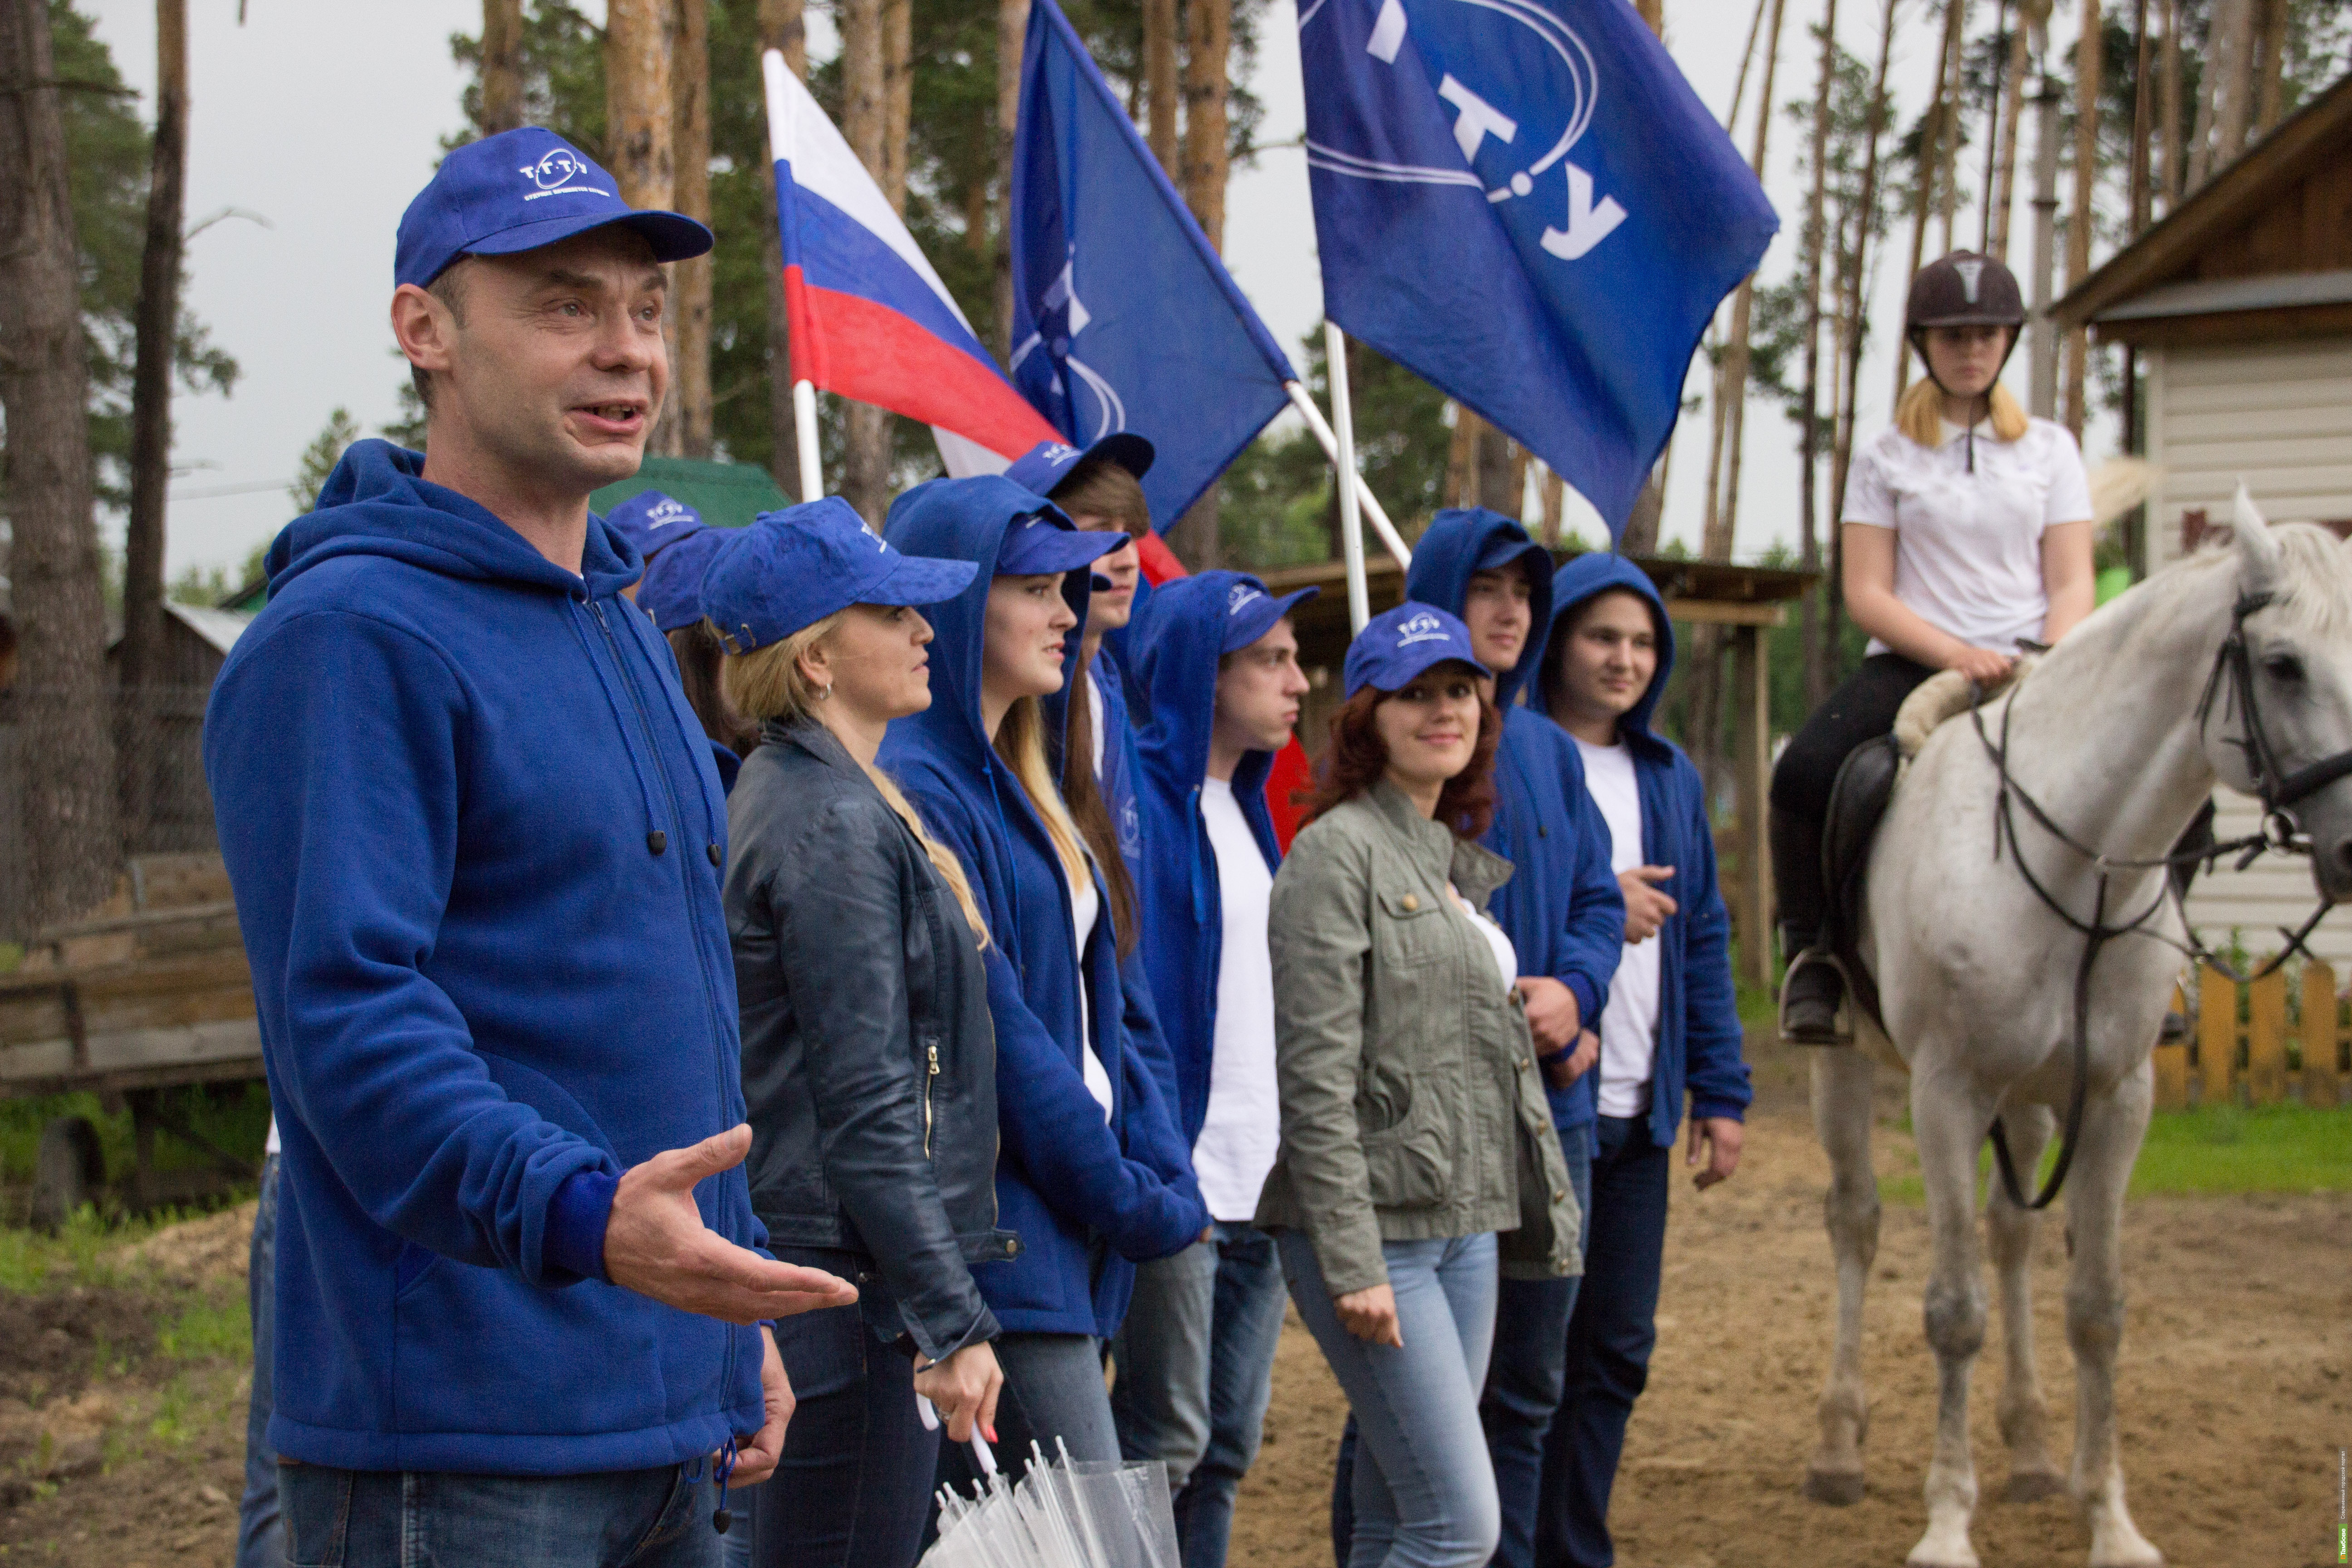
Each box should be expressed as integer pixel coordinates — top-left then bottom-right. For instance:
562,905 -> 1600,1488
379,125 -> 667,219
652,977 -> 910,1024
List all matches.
701,501 -> 1011,1568
877,476 -> 1209,1488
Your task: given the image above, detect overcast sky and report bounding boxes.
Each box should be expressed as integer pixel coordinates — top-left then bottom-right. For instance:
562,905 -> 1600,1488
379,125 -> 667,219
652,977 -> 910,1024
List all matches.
76,0 -> 2103,581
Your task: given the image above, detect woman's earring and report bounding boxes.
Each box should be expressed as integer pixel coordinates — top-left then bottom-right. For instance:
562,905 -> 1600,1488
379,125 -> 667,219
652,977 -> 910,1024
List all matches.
816,685 -> 833,701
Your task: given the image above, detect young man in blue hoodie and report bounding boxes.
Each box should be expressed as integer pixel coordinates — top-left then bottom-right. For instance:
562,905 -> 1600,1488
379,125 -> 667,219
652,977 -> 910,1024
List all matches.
1532,557 -> 1753,1568
204,130 -> 854,1564
1113,572 -> 1315,1568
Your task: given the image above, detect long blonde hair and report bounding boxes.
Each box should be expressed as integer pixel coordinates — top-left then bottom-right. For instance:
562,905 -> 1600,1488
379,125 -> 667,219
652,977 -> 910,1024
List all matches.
1896,374 -> 2029,448
722,617 -> 990,946
992,695 -> 1090,887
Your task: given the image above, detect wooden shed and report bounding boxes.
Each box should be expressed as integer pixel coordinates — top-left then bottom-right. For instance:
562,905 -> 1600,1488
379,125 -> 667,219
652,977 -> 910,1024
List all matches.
105,603 -> 253,855
2054,71 -> 2352,964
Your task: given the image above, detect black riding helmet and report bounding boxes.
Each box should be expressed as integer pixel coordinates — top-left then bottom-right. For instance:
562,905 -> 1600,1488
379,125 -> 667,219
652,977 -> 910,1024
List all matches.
1906,251 -> 2026,471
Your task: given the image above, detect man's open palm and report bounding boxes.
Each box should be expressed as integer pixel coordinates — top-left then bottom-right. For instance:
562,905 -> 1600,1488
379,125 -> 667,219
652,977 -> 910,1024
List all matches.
603,1126 -> 858,1324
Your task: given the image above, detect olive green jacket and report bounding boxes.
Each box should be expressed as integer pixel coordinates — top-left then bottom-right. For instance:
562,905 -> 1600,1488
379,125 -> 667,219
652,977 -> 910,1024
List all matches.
1254,781 -> 1582,1298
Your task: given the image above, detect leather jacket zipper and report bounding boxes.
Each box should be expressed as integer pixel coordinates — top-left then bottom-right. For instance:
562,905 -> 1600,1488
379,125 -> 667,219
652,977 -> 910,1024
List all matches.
924,1044 -> 941,1158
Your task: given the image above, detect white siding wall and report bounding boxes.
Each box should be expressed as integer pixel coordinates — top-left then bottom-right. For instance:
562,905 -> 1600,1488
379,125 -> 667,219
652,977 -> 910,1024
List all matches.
2145,335 -> 2352,965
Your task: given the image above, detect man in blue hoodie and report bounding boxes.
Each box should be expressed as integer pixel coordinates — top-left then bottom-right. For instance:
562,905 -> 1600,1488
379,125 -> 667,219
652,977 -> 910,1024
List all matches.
1532,556 -> 1752,1568
204,129 -> 854,1564
1113,572 -> 1315,1568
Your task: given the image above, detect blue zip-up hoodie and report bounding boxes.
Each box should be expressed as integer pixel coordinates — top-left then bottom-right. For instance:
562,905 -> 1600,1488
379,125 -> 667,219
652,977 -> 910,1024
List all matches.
1125,572 -> 1288,1146
877,477 -> 1207,1339
1089,651 -> 1147,884
202,441 -> 765,1475
1405,509 -> 1627,1130
1539,553 -> 1753,1146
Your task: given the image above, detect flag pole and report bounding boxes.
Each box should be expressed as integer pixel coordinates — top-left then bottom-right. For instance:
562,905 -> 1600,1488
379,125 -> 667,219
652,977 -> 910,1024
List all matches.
1284,382 -> 1412,571
763,49 -> 826,504
1324,322 -> 1370,632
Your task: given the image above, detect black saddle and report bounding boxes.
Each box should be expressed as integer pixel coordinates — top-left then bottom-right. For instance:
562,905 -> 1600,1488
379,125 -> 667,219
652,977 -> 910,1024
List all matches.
1819,733 -> 1901,1038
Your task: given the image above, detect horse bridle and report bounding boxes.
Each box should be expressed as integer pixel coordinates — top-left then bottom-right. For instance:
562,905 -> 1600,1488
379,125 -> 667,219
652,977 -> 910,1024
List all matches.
1968,591 -> 2352,1210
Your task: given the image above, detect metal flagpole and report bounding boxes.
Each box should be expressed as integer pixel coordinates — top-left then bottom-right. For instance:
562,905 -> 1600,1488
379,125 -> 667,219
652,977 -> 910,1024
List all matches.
1284,382 -> 1412,571
1324,322 -> 1371,632
763,49 -> 826,504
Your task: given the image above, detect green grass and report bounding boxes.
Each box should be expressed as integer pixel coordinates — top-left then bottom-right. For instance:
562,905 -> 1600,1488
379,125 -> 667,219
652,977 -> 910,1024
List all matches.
157,1294 -> 249,1363
1877,1102 -> 2352,1204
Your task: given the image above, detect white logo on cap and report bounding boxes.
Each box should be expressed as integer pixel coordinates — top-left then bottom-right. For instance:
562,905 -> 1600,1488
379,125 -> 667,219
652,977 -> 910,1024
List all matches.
1228,583 -> 1266,616
1396,610 -> 1450,647
1041,443 -> 1080,465
519,147 -> 611,202
1954,257 -> 1985,304
647,499 -> 693,529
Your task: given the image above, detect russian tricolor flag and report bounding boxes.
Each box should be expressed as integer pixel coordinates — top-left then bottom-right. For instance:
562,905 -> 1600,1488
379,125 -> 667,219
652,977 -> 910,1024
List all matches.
762,56 -> 1060,477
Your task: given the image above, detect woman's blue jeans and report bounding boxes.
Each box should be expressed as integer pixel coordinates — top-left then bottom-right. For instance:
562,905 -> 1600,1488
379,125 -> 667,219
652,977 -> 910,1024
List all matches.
1280,1229 -> 1500,1568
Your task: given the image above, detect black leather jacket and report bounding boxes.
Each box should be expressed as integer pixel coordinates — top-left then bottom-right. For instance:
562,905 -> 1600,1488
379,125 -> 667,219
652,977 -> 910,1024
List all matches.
726,716 -> 1014,1361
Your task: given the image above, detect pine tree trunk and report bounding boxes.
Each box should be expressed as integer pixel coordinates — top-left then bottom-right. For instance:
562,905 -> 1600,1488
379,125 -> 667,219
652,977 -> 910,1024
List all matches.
119,0 -> 189,858
1165,0 -> 1234,568
1617,0 -> 1668,554
1895,0 -> 1962,408
760,0 -> 807,498
480,0 -> 526,134
884,0 -> 912,208
2159,0 -> 2182,206
1799,0 -> 1840,706
2210,0 -> 2255,167
2063,0 -> 2101,441
2184,0 -> 2228,190
842,0 -> 894,523
670,0 -> 714,458
606,1 -> 674,211
2253,0 -> 2285,135
1935,0 -> 1970,251
1704,0 -> 1785,564
1446,407 -> 1480,508
994,0 -> 1029,360
0,0 -> 121,931
1144,0 -> 1178,172
1989,17 -> 2031,257
1539,466 -> 1564,546
1477,426 -> 1517,520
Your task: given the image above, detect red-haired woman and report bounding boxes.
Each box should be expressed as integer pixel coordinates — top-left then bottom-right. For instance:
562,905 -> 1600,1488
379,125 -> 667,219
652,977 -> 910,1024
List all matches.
1256,602 -> 1580,1568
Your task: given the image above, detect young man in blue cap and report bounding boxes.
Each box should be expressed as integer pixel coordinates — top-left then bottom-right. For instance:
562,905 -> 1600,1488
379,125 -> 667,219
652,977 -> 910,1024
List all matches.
1114,572 -> 1314,1568
205,128 -> 855,1566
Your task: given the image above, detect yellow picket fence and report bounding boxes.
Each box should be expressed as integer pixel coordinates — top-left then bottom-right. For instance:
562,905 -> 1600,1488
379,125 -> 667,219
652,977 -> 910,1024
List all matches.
2153,962 -> 2352,1110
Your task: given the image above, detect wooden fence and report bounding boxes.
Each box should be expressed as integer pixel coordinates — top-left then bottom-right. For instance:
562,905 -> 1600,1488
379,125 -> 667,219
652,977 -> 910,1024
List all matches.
2153,963 -> 2351,1109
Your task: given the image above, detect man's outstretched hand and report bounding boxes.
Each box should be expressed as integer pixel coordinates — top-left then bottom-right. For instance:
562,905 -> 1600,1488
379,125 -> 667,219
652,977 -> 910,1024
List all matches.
604,1125 -> 858,1324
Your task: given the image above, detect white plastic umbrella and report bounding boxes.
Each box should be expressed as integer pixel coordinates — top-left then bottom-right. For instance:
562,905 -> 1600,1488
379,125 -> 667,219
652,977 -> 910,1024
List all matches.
920,1433 -> 1179,1568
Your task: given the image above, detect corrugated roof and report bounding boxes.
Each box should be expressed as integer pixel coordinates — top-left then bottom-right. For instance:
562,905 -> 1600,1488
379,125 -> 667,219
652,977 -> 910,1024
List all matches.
165,603 -> 253,657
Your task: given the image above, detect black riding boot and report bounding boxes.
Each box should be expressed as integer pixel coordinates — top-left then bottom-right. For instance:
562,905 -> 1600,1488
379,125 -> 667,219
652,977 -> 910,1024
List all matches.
1779,923 -> 1847,1045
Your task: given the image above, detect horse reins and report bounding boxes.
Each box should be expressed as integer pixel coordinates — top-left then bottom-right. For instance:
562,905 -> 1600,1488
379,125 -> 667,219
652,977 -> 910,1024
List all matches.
1965,591 -> 2352,1210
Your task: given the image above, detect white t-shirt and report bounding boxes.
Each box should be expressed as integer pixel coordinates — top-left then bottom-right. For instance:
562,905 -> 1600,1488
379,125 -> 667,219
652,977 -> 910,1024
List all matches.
1191,779 -> 1282,1222
1842,416 -> 2093,658
1449,889 -> 1519,994
1068,862 -> 1115,1122
1573,736 -> 1662,1119
265,1116 -> 279,1157
1087,671 -> 1107,782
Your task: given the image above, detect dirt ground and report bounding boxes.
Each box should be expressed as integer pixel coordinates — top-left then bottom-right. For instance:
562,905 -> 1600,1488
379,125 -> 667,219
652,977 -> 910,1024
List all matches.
1227,1039 -> 2352,1568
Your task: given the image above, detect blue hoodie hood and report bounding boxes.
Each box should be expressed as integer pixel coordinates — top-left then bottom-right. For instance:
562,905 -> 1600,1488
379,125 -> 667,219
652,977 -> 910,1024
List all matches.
1404,507 -> 1556,712
1539,553 -> 1677,755
1126,573 -> 1288,1144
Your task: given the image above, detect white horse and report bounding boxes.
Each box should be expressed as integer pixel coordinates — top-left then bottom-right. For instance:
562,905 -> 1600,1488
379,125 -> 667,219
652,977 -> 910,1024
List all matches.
1805,490 -> 2352,1568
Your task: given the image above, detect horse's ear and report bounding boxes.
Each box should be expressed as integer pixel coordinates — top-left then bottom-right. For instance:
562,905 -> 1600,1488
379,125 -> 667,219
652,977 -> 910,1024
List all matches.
2234,480 -> 2283,593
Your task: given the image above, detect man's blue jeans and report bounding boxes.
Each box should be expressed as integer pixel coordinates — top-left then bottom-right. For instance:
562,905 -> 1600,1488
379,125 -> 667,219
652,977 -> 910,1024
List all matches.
1534,1114 -> 1671,1568
1111,1221 -> 1288,1568
279,1461 -> 724,1567
1283,1229 -> 1500,1568
1480,1123 -> 1595,1568
236,1152 -> 282,1568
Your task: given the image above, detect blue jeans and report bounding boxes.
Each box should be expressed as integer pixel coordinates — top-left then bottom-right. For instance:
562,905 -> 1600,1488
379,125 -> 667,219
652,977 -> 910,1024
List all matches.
1111,1222 -> 1289,1568
1481,1126 -> 1595,1568
237,1152 -> 282,1568
279,1462 -> 723,1567
934,1331 -> 1116,1497
1282,1229 -> 1500,1568
745,1249 -> 937,1568
1534,1115 -> 1671,1568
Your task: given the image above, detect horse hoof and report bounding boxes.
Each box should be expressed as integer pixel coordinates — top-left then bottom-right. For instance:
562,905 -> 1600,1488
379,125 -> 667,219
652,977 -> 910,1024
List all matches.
2001,1469 -> 2068,1504
1803,1467 -> 1866,1505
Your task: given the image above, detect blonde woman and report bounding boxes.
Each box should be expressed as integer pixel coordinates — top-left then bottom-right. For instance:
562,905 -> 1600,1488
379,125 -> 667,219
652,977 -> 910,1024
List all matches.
877,476 -> 1210,1495
701,500 -> 1007,1568
1770,250 -> 2095,1042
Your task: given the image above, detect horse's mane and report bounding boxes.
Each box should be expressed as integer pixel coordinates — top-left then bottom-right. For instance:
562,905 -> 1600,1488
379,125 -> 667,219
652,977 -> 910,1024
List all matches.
2168,520 -> 2352,641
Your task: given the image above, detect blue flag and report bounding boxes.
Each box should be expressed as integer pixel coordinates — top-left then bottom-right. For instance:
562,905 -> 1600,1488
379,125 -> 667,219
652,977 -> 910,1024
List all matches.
1012,0 -> 1298,526
1300,0 -> 1777,534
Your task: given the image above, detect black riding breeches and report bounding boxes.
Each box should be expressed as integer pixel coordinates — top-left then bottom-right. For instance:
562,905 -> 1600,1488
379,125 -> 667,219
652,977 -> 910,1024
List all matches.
1769,652 -> 1938,944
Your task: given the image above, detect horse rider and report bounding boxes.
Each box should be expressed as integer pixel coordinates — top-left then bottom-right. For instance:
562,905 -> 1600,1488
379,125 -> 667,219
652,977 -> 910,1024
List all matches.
1769,250 -> 2098,1043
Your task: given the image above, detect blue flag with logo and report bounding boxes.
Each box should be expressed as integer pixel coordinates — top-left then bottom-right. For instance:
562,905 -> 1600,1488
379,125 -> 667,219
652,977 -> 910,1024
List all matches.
1012,0 -> 1298,526
1300,0 -> 1777,534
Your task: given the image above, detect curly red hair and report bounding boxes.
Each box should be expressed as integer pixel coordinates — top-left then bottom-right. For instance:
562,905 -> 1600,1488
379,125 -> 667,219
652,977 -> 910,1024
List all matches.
1296,681 -> 1502,840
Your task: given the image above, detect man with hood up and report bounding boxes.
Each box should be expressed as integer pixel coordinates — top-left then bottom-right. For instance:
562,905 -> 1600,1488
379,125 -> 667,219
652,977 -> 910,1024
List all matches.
203,129 -> 853,1563
1532,554 -> 1752,1568
1112,572 -> 1315,1568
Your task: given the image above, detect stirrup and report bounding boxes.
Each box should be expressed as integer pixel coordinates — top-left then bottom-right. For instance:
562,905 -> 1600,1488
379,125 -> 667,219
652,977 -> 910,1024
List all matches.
1779,947 -> 1855,1047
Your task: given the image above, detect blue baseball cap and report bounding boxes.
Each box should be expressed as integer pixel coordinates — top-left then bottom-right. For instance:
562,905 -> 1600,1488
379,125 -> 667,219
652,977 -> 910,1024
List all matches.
1214,574 -> 1319,653
1475,530 -> 1553,582
1002,434 -> 1156,500
995,506 -> 1130,578
605,490 -> 706,564
700,498 -> 977,654
638,526 -> 739,634
395,128 -> 714,290
1343,601 -> 1492,699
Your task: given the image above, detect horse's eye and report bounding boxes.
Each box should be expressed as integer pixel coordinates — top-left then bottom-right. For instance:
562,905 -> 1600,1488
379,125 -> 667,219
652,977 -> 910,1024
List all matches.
2263,652 -> 2305,684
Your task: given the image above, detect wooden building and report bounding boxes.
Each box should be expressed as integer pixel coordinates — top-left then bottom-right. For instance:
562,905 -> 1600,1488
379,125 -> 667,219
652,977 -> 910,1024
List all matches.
2053,70 -> 2352,964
